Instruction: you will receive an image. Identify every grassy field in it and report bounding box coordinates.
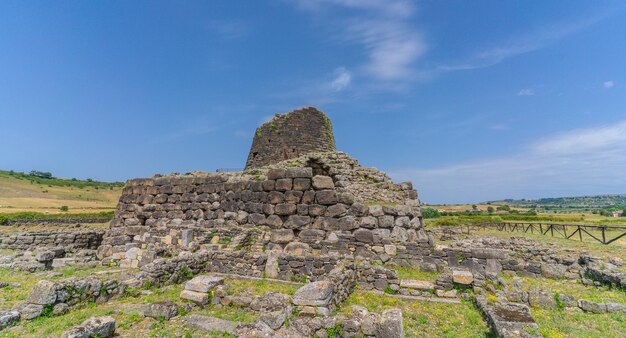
[0,170,123,215]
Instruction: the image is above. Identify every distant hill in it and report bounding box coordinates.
[0,169,124,214]
[484,194,626,210]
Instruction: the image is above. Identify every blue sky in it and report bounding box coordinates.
[1,0,626,204]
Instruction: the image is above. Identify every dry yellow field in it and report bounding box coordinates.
[0,173,122,214]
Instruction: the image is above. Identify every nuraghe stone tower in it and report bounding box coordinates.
[98,107,430,271]
[245,107,336,169]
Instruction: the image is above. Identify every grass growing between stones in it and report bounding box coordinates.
[339,290,493,337]
[394,266,440,282]
[532,307,626,338]
[225,278,301,296]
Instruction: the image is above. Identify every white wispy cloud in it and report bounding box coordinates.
[438,12,611,72]
[331,67,352,91]
[391,120,626,203]
[604,80,615,89]
[293,0,426,82]
[518,88,535,96]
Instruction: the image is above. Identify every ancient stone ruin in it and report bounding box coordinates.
[3,107,626,337]
[97,107,426,268]
[245,107,336,169]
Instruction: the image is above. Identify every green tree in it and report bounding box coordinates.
[487,206,494,214]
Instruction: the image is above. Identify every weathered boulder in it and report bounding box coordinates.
[578,300,607,313]
[141,301,179,320]
[15,303,44,320]
[61,316,116,338]
[0,310,19,330]
[293,281,334,306]
[27,280,57,305]
[377,308,403,338]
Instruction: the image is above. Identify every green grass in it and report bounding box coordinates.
[504,275,626,305]
[394,266,440,282]
[339,290,492,337]
[225,278,301,296]
[0,211,114,223]
[532,307,626,338]
[476,228,626,260]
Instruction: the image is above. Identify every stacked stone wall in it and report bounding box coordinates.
[99,166,425,265]
[0,230,104,251]
[245,107,336,169]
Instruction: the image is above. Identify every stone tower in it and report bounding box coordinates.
[245,107,336,169]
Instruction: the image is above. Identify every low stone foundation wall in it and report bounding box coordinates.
[15,277,125,320]
[0,230,104,252]
[2,218,111,226]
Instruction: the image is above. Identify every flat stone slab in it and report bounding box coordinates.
[183,275,224,293]
[180,290,209,304]
[185,314,240,333]
[475,296,540,338]
[400,280,435,290]
[452,270,474,285]
[293,280,334,306]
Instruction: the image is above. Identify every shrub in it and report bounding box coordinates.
[422,207,441,219]
[60,206,69,212]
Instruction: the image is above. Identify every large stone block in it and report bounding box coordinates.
[315,191,337,205]
[377,308,403,338]
[452,270,473,285]
[61,316,116,338]
[180,290,209,304]
[270,229,295,244]
[183,275,224,293]
[312,175,334,190]
[293,281,334,306]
